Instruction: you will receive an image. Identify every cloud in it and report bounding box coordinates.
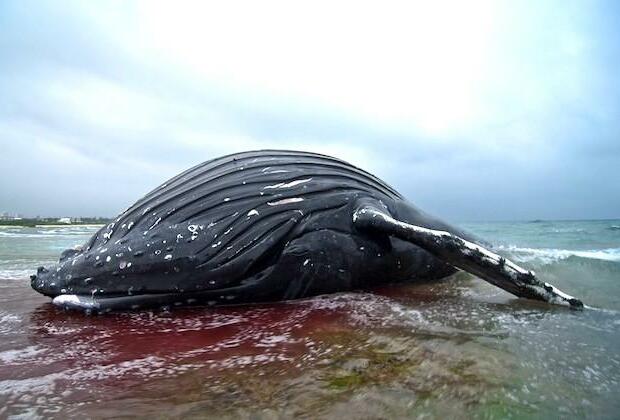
[0,0,619,220]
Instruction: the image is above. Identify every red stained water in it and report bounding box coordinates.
[4,273,619,418]
[1,279,420,417]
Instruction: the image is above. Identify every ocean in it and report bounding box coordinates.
[1,220,619,418]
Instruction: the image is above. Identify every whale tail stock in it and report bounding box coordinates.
[353,202,584,308]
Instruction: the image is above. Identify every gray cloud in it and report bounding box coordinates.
[1,0,619,221]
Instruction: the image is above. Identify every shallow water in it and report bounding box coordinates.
[1,221,619,418]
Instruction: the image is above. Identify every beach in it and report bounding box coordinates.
[1,221,619,418]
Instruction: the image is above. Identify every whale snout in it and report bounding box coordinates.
[30,265,65,298]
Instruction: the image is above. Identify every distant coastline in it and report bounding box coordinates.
[0,218,110,228]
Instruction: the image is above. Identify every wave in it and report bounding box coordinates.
[608,225,620,231]
[0,226,99,238]
[497,245,620,264]
[0,269,35,280]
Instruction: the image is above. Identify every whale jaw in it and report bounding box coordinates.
[52,294,100,312]
[50,292,224,313]
[51,293,177,313]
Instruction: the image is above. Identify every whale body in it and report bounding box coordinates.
[31,150,582,312]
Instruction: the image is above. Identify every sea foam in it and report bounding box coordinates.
[498,245,620,264]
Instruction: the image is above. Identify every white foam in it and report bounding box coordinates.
[0,311,20,334]
[0,269,35,279]
[498,246,620,263]
[0,345,45,363]
[0,226,99,238]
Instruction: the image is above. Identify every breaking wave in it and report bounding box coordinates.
[497,245,620,264]
[0,269,34,280]
[0,227,98,238]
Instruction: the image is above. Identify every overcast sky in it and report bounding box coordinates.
[1,0,618,221]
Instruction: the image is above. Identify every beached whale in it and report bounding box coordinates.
[30,150,583,312]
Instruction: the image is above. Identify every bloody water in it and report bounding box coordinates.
[2,277,620,419]
[1,278,471,418]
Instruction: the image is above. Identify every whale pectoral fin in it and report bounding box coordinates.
[353,204,583,308]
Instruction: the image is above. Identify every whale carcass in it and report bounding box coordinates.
[31,150,583,312]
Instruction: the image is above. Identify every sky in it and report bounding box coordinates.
[0,0,619,222]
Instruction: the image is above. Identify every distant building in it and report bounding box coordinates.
[57,217,72,224]
[0,212,22,220]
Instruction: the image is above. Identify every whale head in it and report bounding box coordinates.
[30,237,204,313]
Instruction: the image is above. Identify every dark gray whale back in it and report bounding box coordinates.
[105,149,401,249]
[93,150,401,272]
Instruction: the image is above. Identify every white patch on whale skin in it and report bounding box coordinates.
[52,294,99,310]
[267,197,304,206]
[148,217,162,230]
[188,224,199,240]
[263,178,312,190]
